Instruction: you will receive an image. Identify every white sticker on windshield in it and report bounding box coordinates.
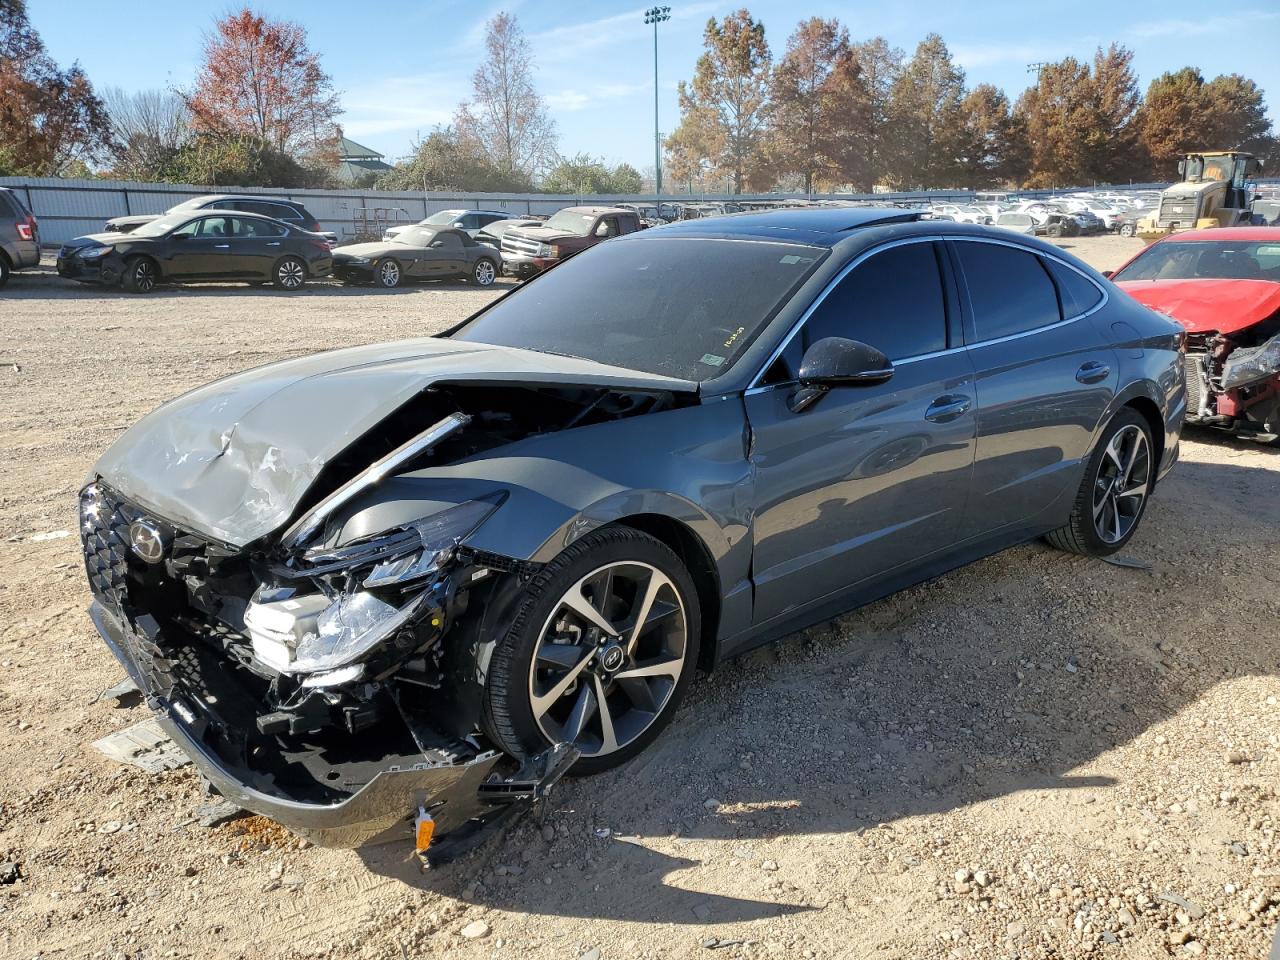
[700,353,726,367]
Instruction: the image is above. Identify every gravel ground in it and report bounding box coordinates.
[1,237,1277,960]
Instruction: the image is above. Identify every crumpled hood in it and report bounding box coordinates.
[1115,278,1280,335]
[66,232,128,250]
[93,337,697,547]
[332,241,408,259]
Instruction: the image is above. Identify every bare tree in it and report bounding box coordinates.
[102,87,190,179]
[454,13,557,179]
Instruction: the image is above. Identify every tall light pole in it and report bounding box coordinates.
[644,6,671,196]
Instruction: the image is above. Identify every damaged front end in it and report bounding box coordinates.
[79,403,598,859]
[1184,328,1280,440]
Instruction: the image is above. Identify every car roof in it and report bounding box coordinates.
[188,194,302,207]
[628,207,925,248]
[183,208,298,225]
[1155,226,1280,243]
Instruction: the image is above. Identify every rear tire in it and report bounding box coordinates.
[1119,223,1136,238]
[471,258,497,286]
[123,256,158,294]
[482,527,701,775]
[273,256,306,290]
[1045,408,1155,557]
[0,254,10,289]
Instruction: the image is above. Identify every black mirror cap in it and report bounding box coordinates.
[1100,269,1114,278]
[798,337,894,387]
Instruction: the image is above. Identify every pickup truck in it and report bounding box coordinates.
[499,206,643,277]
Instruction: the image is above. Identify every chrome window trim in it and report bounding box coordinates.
[746,233,1111,393]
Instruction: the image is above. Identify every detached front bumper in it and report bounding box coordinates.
[89,599,576,857]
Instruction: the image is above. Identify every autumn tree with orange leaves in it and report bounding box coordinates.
[185,8,341,160]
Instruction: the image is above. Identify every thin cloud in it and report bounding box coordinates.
[545,82,648,112]
[341,71,469,139]
[1128,11,1278,38]
[531,2,720,61]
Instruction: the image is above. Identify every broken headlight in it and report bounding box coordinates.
[248,498,501,676]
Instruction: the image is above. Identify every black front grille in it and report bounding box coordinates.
[80,484,141,611]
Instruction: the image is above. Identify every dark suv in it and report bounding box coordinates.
[0,187,41,288]
[105,195,335,245]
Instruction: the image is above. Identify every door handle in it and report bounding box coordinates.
[213,243,230,249]
[266,241,281,246]
[924,395,971,423]
[1075,361,1111,384]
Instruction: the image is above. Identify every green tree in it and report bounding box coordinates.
[885,34,967,188]
[377,126,533,192]
[162,134,333,188]
[769,17,870,193]
[541,155,645,194]
[667,10,773,193]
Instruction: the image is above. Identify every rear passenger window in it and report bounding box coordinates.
[955,241,1060,340]
[1044,258,1103,317]
[0,192,14,215]
[800,242,948,361]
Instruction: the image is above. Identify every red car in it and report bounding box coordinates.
[1110,227,1280,443]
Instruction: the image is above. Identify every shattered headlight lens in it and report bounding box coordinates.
[254,498,502,675]
[363,499,500,587]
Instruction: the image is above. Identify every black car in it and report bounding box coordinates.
[332,226,501,287]
[81,209,1184,857]
[105,194,336,245]
[58,210,333,292]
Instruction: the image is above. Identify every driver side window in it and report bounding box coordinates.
[801,242,948,361]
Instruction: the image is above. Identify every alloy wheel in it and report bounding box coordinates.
[378,260,400,287]
[528,561,688,758]
[133,260,156,292]
[278,259,305,289]
[474,260,496,285]
[1092,424,1150,544]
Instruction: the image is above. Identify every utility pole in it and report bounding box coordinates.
[644,6,671,196]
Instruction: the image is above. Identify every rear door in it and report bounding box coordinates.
[236,217,289,278]
[745,239,977,622]
[950,238,1116,537]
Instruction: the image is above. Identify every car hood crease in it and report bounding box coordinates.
[92,337,697,547]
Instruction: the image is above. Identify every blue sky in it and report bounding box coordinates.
[29,0,1280,170]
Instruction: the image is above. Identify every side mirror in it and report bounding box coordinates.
[1100,269,1113,278]
[1177,160,1186,177]
[595,223,610,238]
[430,240,444,248]
[790,337,893,413]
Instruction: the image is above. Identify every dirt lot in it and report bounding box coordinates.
[2,236,1278,960]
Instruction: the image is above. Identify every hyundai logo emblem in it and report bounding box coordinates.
[128,519,168,563]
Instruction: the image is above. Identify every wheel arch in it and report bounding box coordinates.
[1121,394,1165,479]
[606,512,722,673]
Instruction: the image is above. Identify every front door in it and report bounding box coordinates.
[164,216,233,279]
[948,239,1117,536]
[746,239,977,624]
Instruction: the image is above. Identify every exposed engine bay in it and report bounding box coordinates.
[1183,322,1280,440]
[81,380,691,855]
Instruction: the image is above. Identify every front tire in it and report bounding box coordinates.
[1045,409,1155,556]
[374,258,401,288]
[0,254,10,289]
[273,256,306,290]
[471,258,497,286]
[1119,222,1136,238]
[483,528,701,775]
[123,256,158,293]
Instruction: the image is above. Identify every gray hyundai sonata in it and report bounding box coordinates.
[81,208,1186,858]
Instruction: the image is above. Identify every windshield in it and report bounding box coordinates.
[423,210,462,225]
[131,213,192,238]
[1114,240,1280,282]
[453,237,825,381]
[541,209,598,236]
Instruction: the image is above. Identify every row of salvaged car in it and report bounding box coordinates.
[5,187,1169,294]
[930,192,1163,238]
